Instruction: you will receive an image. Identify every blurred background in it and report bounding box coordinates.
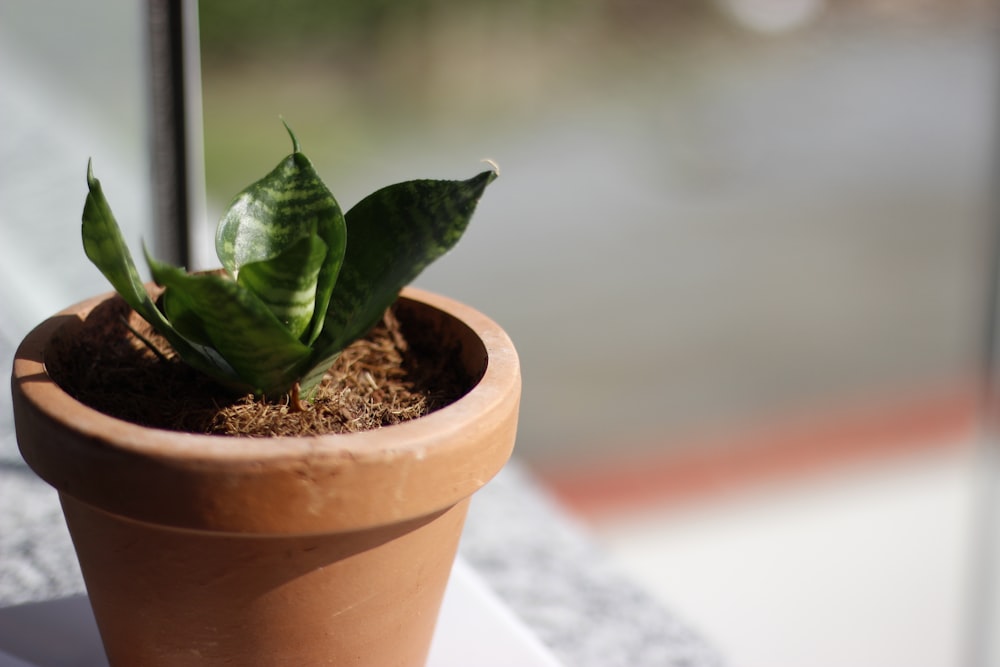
[3,0,1000,665]
[194,0,997,472]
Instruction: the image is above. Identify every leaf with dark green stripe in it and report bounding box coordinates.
[82,162,241,388]
[81,123,497,400]
[237,234,328,339]
[216,125,346,346]
[82,160,157,317]
[310,169,497,363]
[146,252,312,395]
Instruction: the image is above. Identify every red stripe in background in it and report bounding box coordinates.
[537,383,980,520]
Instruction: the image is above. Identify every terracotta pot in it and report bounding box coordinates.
[11,286,520,667]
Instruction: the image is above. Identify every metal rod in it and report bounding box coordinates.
[147,0,192,267]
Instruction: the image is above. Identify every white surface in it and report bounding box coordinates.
[596,444,979,667]
[428,558,563,666]
[0,557,562,667]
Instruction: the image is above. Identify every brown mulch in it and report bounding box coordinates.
[47,295,471,437]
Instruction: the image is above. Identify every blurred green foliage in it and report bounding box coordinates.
[200,0,397,62]
[198,0,592,64]
[196,0,711,200]
[199,0,710,64]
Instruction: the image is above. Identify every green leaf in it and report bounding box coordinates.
[159,281,212,347]
[297,348,342,397]
[82,160,160,320]
[146,252,313,395]
[82,162,240,387]
[309,168,497,366]
[237,234,328,340]
[82,139,497,400]
[215,128,346,346]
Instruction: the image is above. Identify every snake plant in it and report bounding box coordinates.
[82,124,496,399]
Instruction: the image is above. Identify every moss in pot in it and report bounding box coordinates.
[11,124,520,667]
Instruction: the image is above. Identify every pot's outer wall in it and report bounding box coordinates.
[60,493,472,667]
[11,286,521,535]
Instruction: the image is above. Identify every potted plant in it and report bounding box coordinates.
[10,124,520,666]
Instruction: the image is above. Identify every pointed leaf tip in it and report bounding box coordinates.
[281,118,300,153]
[481,158,500,177]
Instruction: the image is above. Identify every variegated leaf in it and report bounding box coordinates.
[146,252,313,396]
[237,234,328,340]
[82,162,240,387]
[307,168,497,370]
[215,126,345,345]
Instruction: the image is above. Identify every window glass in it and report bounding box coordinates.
[0,1,152,455]
[199,1,996,470]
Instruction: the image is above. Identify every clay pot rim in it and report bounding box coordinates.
[13,285,519,469]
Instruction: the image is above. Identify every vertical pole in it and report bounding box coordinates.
[147,0,197,267]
